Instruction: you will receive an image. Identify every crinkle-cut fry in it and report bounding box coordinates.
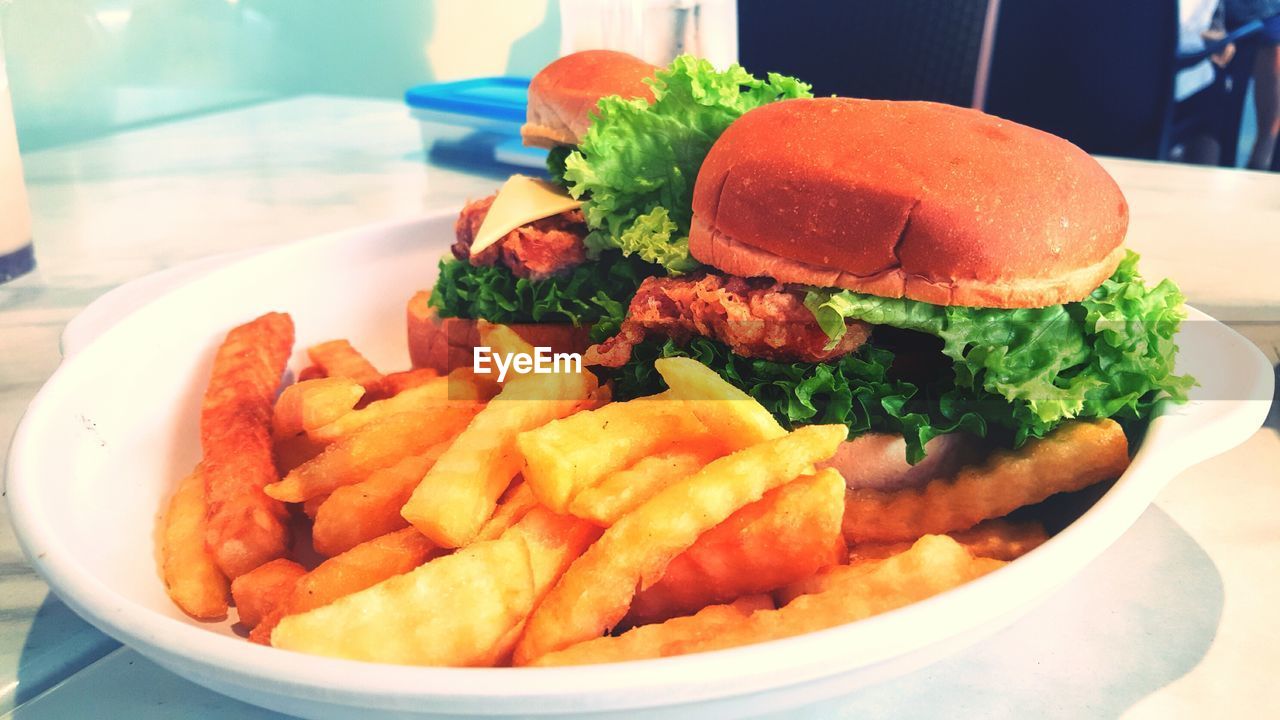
[201,312,294,579]
[533,595,775,667]
[363,368,440,402]
[270,508,597,666]
[842,420,1129,544]
[265,406,482,503]
[160,468,230,619]
[476,481,540,543]
[567,439,727,526]
[948,519,1049,561]
[251,526,440,644]
[625,469,846,627]
[270,534,530,664]
[679,536,1005,655]
[516,391,707,513]
[306,339,382,388]
[271,377,365,439]
[654,357,786,446]
[481,507,603,666]
[557,535,1002,664]
[778,519,1046,606]
[308,369,493,443]
[230,558,306,629]
[311,446,447,556]
[512,424,847,666]
[402,370,595,548]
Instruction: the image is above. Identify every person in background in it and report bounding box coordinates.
[1178,0,1233,164]
[1227,0,1280,169]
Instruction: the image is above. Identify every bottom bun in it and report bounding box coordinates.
[406,290,593,373]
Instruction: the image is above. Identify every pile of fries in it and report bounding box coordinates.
[159,312,1130,667]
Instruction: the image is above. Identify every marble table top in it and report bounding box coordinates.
[1,96,1277,718]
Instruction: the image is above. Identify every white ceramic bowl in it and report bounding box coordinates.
[6,211,1273,718]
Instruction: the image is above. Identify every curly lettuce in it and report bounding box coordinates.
[429,252,655,340]
[804,251,1194,445]
[563,55,812,273]
[545,145,572,189]
[608,337,989,464]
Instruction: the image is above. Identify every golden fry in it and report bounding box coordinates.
[626,469,846,627]
[654,357,786,446]
[842,420,1129,544]
[311,447,446,556]
[201,312,294,579]
[306,339,382,388]
[475,481,541,543]
[363,368,440,402]
[532,596,775,667]
[516,392,706,512]
[230,558,306,629]
[846,519,1050,566]
[512,424,847,666]
[271,377,364,439]
[272,433,328,476]
[265,407,481,503]
[307,370,492,443]
[567,440,726,526]
[252,527,439,644]
[478,321,535,364]
[160,468,230,620]
[402,371,594,547]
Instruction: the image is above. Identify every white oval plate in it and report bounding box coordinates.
[6,210,1273,719]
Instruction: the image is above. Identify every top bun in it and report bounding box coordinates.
[689,98,1128,308]
[523,50,657,148]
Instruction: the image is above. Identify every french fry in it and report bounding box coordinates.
[307,339,382,388]
[654,357,786,446]
[307,370,491,443]
[311,446,447,556]
[625,469,846,627]
[271,507,597,665]
[272,433,328,476]
[271,377,364,439]
[301,494,327,520]
[296,365,327,382]
[478,321,535,363]
[264,407,482,503]
[532,596,775,667]
[516,392,706,513]
[777,520,1046,606]
[251,527,440,644]
[402,370,594,547]
[541,536,1002,665]
[201,312,294,579]
[567,440,727,526]
[160,468,230,619]
[847,519,1050,566]
[475,481,540,542]
[363,368,440,402]
[512,424,847,666]
[230,558,306,629]
[842,420,1129,543]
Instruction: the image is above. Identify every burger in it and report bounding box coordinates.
[412,52,813,372]
[588,98,1193,476]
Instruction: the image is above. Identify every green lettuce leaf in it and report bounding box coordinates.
[607,336,989,464]
[429,252,655,340]
[804,251,1194,444]
[545,145,572,189]
[563,55,812,273]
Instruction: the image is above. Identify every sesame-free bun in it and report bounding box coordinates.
[522,50,657,149]
[689,98,1128,308]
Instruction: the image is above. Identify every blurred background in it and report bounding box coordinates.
[2,0,1278,165]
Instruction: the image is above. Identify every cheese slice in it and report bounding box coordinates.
[470,175,583,256]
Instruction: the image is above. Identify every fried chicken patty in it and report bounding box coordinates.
[586,273,871,366]
[453,195,588,280]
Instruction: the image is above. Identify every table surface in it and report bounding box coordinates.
[1,96,1278,719]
